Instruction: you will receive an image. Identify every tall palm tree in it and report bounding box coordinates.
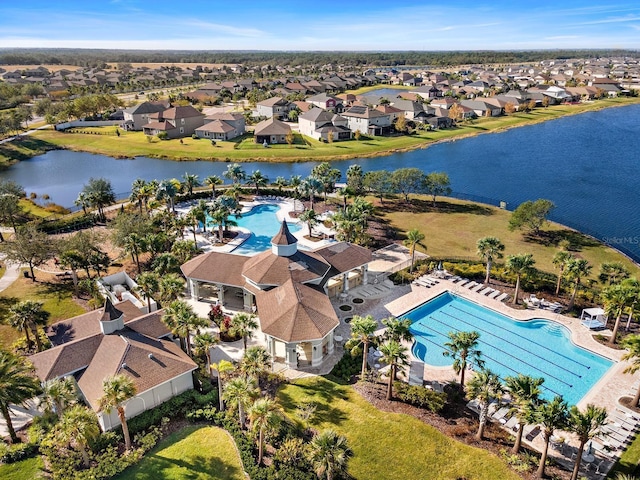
[381,316,413,343]
[74,192,90,215]
[289,175,302,198]
[152,252,180,276]
[231,312,258,352]
[98,374,137,451]
[603,283,635,345]
[204,175,224,199]
[212,359,235,412]
[346,315,378,380]
[403,228,426,273]
[621,334,640,407]
[298,209,319,238]
[241,346,271,383]
[505,253,536,304]
[56,405,100,468]
[553,250,574,296]
[564,258,592,310]
[273,176,288,194]
[248,397,282,465]
[378,340,409,400]
[129,178,147,214]
[622,277,640,331]
[533,396,569,478]
[302,176,323,211]
[192,332,219,378]
[504,374,544,453]
[467,368,504,440]
[42,376,77,419]
[158,273,185,305]
[191,199,210,233]
[0,350,42,443]
[223,163,246,186]
[443,330,484,387]
[567,404,608,480]
[9,300,50,352]
[222,376,258,428]
[122,232,147,274]
[247,170,269,195]
[162,300,208,357]
[477,236,505,284]
[309,429,353,480]
[182,172,200,196]
[155,179,178,213]
[600,261,630,285]
[135,271,159,312]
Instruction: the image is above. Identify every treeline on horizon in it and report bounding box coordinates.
[1,48,640,68]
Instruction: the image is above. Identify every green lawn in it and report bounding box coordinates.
[278,377,521,480]
[0,456,45,480]
[380,195,640,280]
[116,426,246,480]
[2,97,638,166]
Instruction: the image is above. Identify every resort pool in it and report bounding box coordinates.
[208,203,302,255]
[406,292,613,405]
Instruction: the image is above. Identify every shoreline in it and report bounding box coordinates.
[2,97,640,166]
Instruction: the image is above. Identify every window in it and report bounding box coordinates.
[180,127,184,134]
[181,118,185,125]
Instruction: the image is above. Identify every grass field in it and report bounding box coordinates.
[0,456,45,480]
[116,426,246,480]
[380,195,640,279]
[278,376,520,480]
[2,96,638,167]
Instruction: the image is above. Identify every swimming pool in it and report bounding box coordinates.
[208,203,302,255]
[405,292,613,405]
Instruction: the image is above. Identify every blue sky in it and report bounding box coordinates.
[2,1,640,51]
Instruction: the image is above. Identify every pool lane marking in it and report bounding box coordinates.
[447,304,591,370]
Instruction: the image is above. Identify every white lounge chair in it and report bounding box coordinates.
[488,290,502,299]
[496,293,510,302]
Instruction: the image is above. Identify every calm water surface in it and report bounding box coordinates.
[2,104,639,259]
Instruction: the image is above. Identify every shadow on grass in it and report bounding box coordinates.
[123,452,242,480]
[278,379,349,427]
[0,137,60,165]
[379,198,494,216]
[523,229,601,250]
[0,296,20,318]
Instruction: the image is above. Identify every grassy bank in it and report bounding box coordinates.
[379,195,640,278]
[2,97,639,166]
[278,376,521,480]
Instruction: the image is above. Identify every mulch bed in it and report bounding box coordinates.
[353,381,572,480]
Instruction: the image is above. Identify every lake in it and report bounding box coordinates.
[2,104,640,261]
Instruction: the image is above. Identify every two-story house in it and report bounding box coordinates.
[142,105,206,139]
[341,106,392,136]
[256,97,292,119]
[298,108,351,142]
[122,102,168,131]
[195,112,246,141]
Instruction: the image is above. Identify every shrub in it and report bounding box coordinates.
[393,382,447,412]
[191,133,198,139]
[156,132,169,140]
[328,352,361,384]
[0,442,39,464]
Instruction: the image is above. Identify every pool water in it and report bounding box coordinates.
[406,293,613,405]
[208,203,302,255]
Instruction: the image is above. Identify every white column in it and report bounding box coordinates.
[327,332,335,354]
[218,284,225,305]
[362,265,368,284]
[343,273,349,292]
[188,279,198,300]
[285,343,298,368]
[311,340,323,367]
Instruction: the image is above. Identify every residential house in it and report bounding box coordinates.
[341,105,392,136]
[391,99,429,123]
[122,102,168,131]
[142,105,205,139]
[195,112,246,141]
[306,93,343,113]
[459,99,502,117]
[181,222,372,368]
[256,97,292,120]
[298,108,351,142]
[29,300,197,431]
[253,117,292,144]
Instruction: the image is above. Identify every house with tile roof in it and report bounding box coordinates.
[29,300,197,431]
[142,105,205,139]
[181,222,372,368]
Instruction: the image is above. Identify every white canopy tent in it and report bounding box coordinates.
[580,307,607,330]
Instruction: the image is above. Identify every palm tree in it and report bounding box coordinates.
[42,376,77,419]
[241,346,271,383]
[564,258,592,310]
[567,404,608,480]
[231,312,258,352]
[192,332,219,378]
[622,334,640,407]
[223,163,246,186]
[182,172,200,196]
[505,253,536,304]
[504,374,544,453]
[273,176,288,194]
[158,273,185,305]
[248,397,282,465]
[9,300,50,352]
[289,175,302,198]
[222,376,258,428]
[191,199,210,233]
[129,178,147,214]
[403,228,426,273]
[378,340,409,400]
[162,300,208,357]
[443,330,484,387]
[56,405,100,468]
[212,359,235,412]
[299,208,319,238]
[74,192,90,215]
[603,283,635,345]
[467,368,504,440]
[155,179,178,213]
[98,374,137,451]
[346,315,378,380]
[302,176,323,211]
[381,316,413,343]
[0,350,42,443]
[135,271,159,312]
[533,396,569,478]
[600,261,630,285]
[553,250,574,295]
[152,252,180,276]
[622,277,640,331]
[204,175,223,199]
[309,429,353,480]
[122,232,147,273]
[477,236,505,284]
[247,170,269,195]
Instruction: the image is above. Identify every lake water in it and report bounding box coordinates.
[2,103,640,260]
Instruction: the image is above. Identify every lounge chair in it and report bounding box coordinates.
[488,290,502,299]
[582,319,606,330]
[496,293,510,302]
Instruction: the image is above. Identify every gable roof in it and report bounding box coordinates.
[299,108,334,123]
[124,102,167,115]
[253,117,292,136]
[314,242,373,273]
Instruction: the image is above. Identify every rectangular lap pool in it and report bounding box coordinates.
[405,292,613,405]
